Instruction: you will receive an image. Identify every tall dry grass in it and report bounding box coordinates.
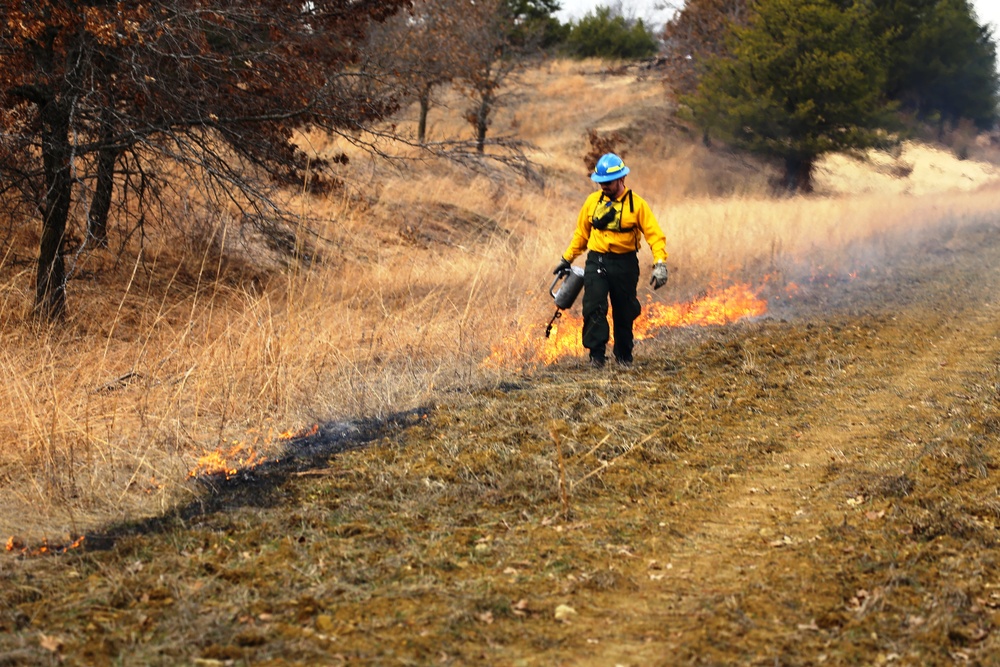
[2,58,1000,541]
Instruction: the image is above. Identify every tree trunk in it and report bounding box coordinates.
[88,141,118,248]
[417,86,431,145]
[474,101,488,154]
[782,155,814,194]
[35,99,73,320]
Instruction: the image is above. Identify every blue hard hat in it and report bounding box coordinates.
[591,153,630,183]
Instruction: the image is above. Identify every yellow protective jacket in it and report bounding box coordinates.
[562,189,668,263]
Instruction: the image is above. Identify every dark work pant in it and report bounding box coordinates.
[582,251,641,361]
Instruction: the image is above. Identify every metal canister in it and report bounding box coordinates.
[550,266,585,310]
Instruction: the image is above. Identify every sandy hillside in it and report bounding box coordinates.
[816,141,1000,196]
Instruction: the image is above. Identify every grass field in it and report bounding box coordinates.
[1,57,998,548]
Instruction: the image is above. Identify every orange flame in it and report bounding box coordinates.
[6,534,84,557]
[486,282,768,367]
[188,423,320,479]
[634,282,768,337]
[278,423,319,440]
[189,439,264,479]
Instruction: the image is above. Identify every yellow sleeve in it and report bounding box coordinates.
[636,197,668,263]
[562,193,599,261]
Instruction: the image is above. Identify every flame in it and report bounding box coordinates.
[486,282,768,367]
[634,282,768,337]
[188,423,319,479]
[189,440,262,479]
[278,423,319,440]
[6,534,85,557]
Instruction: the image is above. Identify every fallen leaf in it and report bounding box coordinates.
[554,604,577,621]
[39,633,63,653]
[316,615,336,633]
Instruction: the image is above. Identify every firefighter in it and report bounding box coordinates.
[553,153,669,368]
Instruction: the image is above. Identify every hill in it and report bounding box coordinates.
[3,57,1000,665]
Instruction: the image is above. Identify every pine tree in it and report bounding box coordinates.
[873,0,998,130]
[686,0,891,192]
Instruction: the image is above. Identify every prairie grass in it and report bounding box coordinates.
[2,58,1000,541]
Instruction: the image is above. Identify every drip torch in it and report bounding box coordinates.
[546,266,585,337]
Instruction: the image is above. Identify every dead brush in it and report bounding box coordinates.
[547,416,677,516]
[741,349,761,376]
[548,421,573,519]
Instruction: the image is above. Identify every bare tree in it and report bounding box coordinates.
[0,0,409,319]
[366,0,476,144]
[661,0,748,99]
[457,0,532,154]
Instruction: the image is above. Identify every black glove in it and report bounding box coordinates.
[553,258,572,276]
[650,262,668,290]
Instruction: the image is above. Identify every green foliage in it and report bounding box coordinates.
[562,6,660,60]
[872,0,998,129]
[507,0,570,49]
[507,0,560,21]
[686,0,892,191]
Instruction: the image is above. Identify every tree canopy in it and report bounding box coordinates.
[507,0,568,48]
[661,0,749,99]
[670,0,999,191]
[872,0,998,129]
[686,0,891,192]
[366,0,471,144]
[0,0,410,318]
[562,6,660,60]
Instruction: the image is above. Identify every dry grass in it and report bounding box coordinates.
[2,58,1000,542]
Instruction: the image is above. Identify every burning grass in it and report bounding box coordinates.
[487,282,769,367]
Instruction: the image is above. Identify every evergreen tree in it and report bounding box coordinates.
[507,0,569,49]
[872,0,998,130]
[686,0,891,192]
[563,6,660,60]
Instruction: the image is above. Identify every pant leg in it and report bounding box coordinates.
[606,253,641,362]
[582,253,610,357]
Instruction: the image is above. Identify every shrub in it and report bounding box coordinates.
[562,6,660,60]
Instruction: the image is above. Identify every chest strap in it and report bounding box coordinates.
[598,190,634,213]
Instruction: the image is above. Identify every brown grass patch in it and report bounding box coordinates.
[1,58,999,546]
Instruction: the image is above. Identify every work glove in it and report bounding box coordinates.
[553,258,572,276]
[650,262,669,290]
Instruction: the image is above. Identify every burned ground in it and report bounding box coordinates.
[4,217,1000,666]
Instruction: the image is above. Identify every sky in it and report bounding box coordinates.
[554,0,1000,34]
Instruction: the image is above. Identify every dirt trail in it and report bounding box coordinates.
[579,221,1000,665]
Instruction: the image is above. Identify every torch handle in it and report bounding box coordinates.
[550,274,563,299]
